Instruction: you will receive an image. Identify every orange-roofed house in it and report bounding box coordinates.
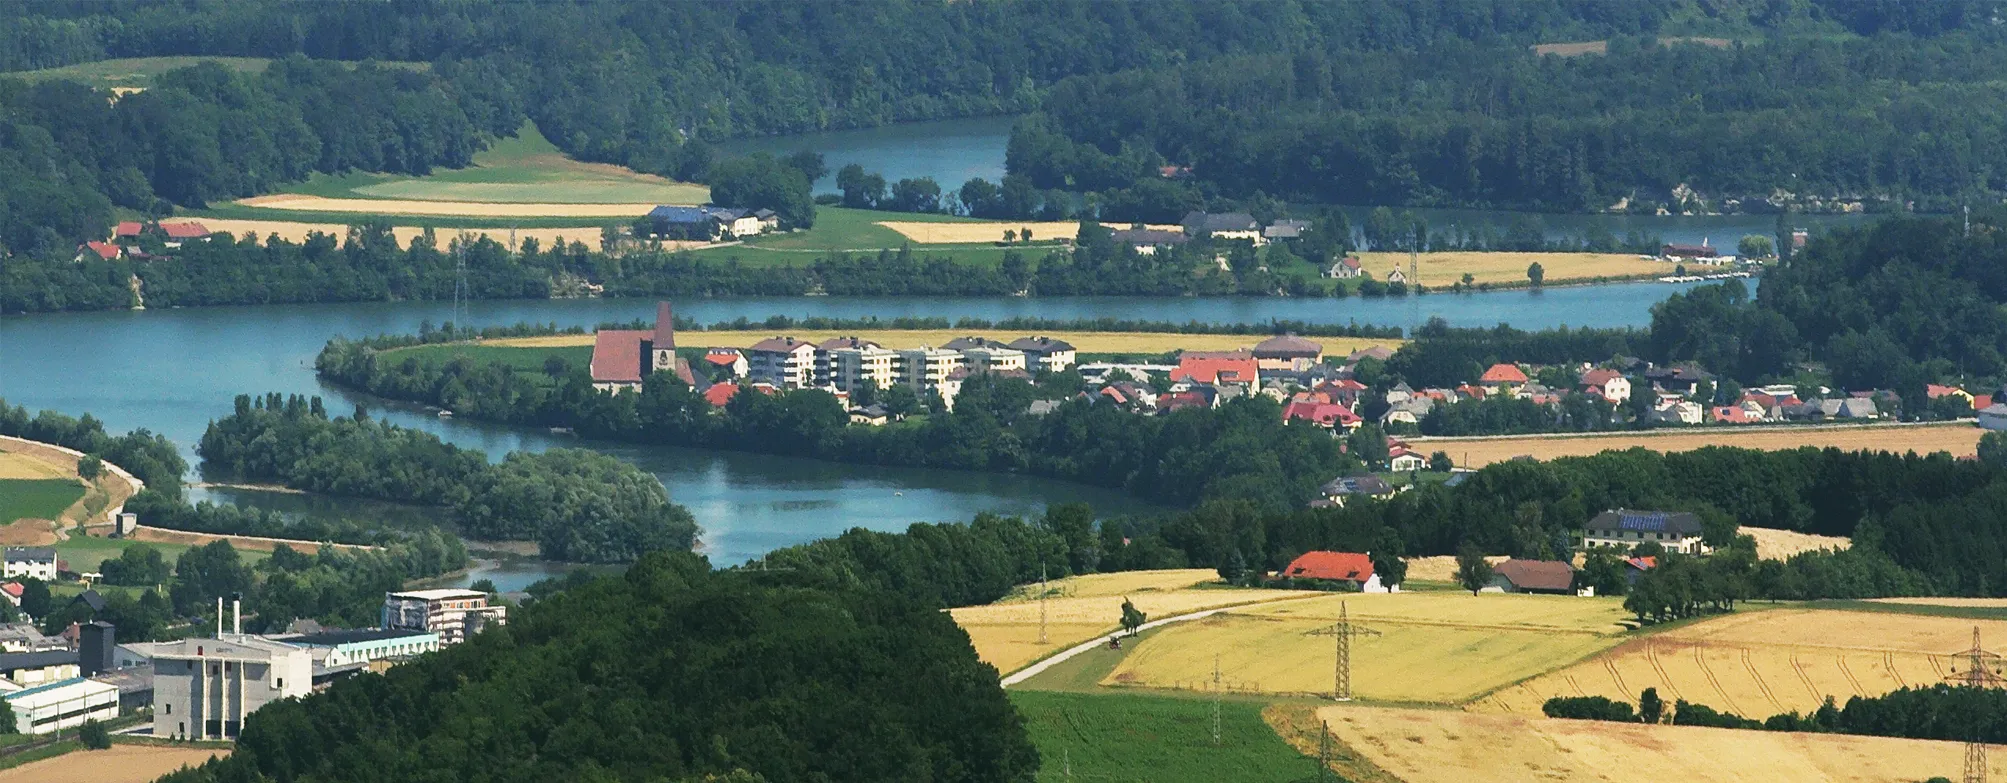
[158,221,211,248]
[702,383,740,408]
[1579,368,1631,403]
[1282,401,1361,431]
[1276,551,1390,592]
[1171,351,1259,389]
[1479,363,1528,394]
[703,348,748,378]
[113,221,144,240]
[1927,384,1975,407]
[74,241,120,262]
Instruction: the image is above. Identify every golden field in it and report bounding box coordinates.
[992,568,1222,602]
[0,450,67,480]
[486,330,1402,356]
[1103,592,1632,702]
[1315,704,1989,783]
[951,581,1318,675]
[876,220,1181,244]
[1401,554,1511,583]
[0,745,228,783]
[1353,251,1666,287]
[1869,597,2007,608]
[1415,422,1984,468]
[193,218,699,253]
[1743,527,1850,561]
[235,194,658,218]
[1482,609,1993,716]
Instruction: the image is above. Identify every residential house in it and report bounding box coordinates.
[1381,397,1433,427]
[75,241,120,262]
[158,221,211,248]
[1323,256,1364,279]
[1579,369,1631,403]
[1651,399,1705,425]
[1180,211,1263,243]
[1928,384,1974,406]
[1283,400,1360,431]
[643,206,722,241]
[1479,363,1529,395]
[2,549,55,582]
[1171,351,1259,389]
[701,383,740,408]
[1348,346,1395,363]
[1982,403,2007,431]
[746,337,818,388]
[1709,404,1763,424]
[1275,551,1390,593]
[1643,365,1712,396]
[1387,444,1427,472]
[848,405,890,426]
[703,348,748,378]
[1262,219,1311,242]
[1583,509,1710,555]
[1623,556,1657,587]
[1487,559,1578,595]
[0,584,19,609]
[588,302,686,393]
[1098,382,1157,412]
[1158,389,1214,413]
[1109,228,1188,255]
[1317,475,1396,507]
[1660,242,1718,260]
[113,221,144,242]
[1251,335,1324,372]
[1008,337,1077,373]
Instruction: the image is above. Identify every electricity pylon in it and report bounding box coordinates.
[1944,626,2007,783]
[1305,601,1379,700]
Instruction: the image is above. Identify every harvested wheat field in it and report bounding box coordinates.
[1105,592,1631,702]
[877,221,1182,244]
[1482,609,1995,716]
[991,568,1222,603]
[192,218,689,253]
[0,519,62,546]
[0,451,67,480]
[1402,554,1510,583]
[1416,422,1983,468]
[1744,527,1851,561]
[0,744,229,783]
[236,194,658,218]
[1869,597,2007,608]
[487,330,1401,356]
[1354,251,1665,287]
[1316,704,1987,783]
[952,587,1317,674]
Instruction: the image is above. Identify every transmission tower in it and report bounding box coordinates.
[1944,626,2007,783]
[1316,720,1333,783]
[1211,653,1223,745]
[1306,601,1380,701]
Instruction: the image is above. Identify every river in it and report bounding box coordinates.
[723,115,1880,248]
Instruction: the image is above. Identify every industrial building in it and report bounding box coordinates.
[277,628,440,667]
[382,589,507,645]
[150,634,311,740]
[3,678,117,734]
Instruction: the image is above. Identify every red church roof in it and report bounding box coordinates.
[1280,551,1375,583]
[590,330,649,384]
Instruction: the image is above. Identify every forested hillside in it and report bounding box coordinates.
[157,550,1039,783]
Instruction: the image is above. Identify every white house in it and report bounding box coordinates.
[1323,256,1364,279]
[2,549,56,582]
[1583,509,1711,555]
[1579,369,1631,403]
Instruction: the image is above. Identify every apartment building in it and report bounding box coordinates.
[830,345,899,393]
[896,348,965,394]
[1009,336,1077,373]
[745,337,817,388]
[959,345,1028,373]
[815,337,881,386]
[381,589,508,645]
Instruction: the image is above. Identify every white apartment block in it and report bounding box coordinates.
[746,337,817,389]
[381,589,508,645]
[831,346,899,393]
[897,348,965,393]
[2,548,56,582]
[960,346,1027,373]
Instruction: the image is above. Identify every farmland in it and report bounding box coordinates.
[0,480,82,527]
[1743,527,1850,560]
[1010,690,1318,783]
[3,56,280,87]
[1482,608,1997,716]
[1318,704,1985,783]
[0,743,228,783]
[1103,592,1633,703]
[482,331,1403,357]
[877,220,1181,244]
[1353,251,1668,287]
[1414,422,1985,468]
[194,218,656,253]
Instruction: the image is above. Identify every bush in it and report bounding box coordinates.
[80,719,110,749]
[1542,695,1636,722]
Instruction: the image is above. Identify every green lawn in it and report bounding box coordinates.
[0,479,83,525]
[2,56,427,88]
[382,343,592,379]
[1010,690,1323,783]
[273,121,708,205]
[56,535,266,574]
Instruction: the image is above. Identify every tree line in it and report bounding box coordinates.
[1548,682,2007,747]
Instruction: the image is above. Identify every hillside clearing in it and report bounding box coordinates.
[952,586,1318,675]
[482,331,1403,356]
[283,123,707,206]
[1318,704,1984,783]
[1483,609,1998,715]
[1353,251,1665,287]
[1743,527,1851,560]
[1104,592,1632,702]
[1414,422,1983,468]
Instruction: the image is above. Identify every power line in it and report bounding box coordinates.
[1944,626,2006,783]
[1211,653,1223,746]
[1306,601,1379,701]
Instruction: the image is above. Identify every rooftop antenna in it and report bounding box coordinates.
[1305,601,1380,701]
[1945,626,2007,783]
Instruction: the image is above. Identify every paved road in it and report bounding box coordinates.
[998,606,1238,687]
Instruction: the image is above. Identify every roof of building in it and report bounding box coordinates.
[648,205,718,224]
[285,628,436,647]
[149,634,305,661]
[1252,334,1323,359]
[114,221,144,238]
[589,330,650,384]
[1322,475,1394,497]
[4,677,114,703]
[4,548,54,563]
[703,348,743,365]
[1927,384,1968,399]
[1710,405,1757,424]
[1480,363,1529,384]
[1181,211,1259,234]
[88,664,153,694]
[0,584,21,599]
[72,590,106,613]
[1662,243,1718,257]
[1337,256,1362,270]
[1110,228,1188,246]
[941,336,1010,351]
[1579,368,1625,387]
[0,650,78,673]
[1587,509,1703,536]
[1171,352,1258,385]
[1283,401,1358,428]
[747,336,813,354]
[79,241,119,260]
[160,221,210,239]
[388,588,488,601]
[703,383,739,407]
[1280,551,1374,582]
[1262,219,1311,239]
[1349,346,1394,362]
[818,336,880,351]
[1626,556,1658,571]
[1008,336,1076,353]
[1493,559,1576,592]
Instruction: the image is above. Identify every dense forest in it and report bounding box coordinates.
[159,550,1039,783]
[197,393,698,563]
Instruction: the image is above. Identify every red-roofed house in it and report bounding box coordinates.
[1323,255,1364,279]
[158,221,211,248]
[1488,559,1578,595]
[75,241,120,262]
[1283,401,1362,431]
[1388,444,1427,472]
[1171,351,1259,388]
[1479,363,1528,393]
[1579,368,1631,403]
[0,582,21,607]
[1158,390,1212,413]
[1928,384,1975,409]
[703,348,748,378]
[113,221,144,239]
[702,383,739,408]
[1975,394,1995,412]
[1277,551,1388,592]
[1710,404,1763,424]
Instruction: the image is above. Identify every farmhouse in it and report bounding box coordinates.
[1316,475,1395,507]
[1180,211,1263,243]
[1660,242,1718,259]
[1323,256,1364,279]
[1487,559,1577,595]
[1276,551,1390,592]
[588,302,688,393]
[74,241,120,262]
[1109,228,1188,255]
[1251,334,1323,371]
[1263,219,1311,241]
[1584,509,1710,554]
[2,548,56,582]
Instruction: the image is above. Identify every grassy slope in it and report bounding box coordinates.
[274,122,707,205]
[1009,690,1323,783]
[0,479,84,524]
[2,56,427,87]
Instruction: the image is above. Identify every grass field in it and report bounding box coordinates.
[483,331,1403,356]
[1104,592,1633,703]
[994,569,1223,603]
[1743,527,1850,560]
[877,220,1182,245]
[1011,690,1321,783]
[0,743,227,783]
[235,194,657,219]
[383,343,594,375]
[3,56,274,86]
[1481,608,1995,716]
[1354,251,1667,287]
[1414,422,1985,468]
[274,122,706,206]
[0,479,85,526]
[1319,704,1983,783]
[955,587,1319,675]
[194,218,645,252]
